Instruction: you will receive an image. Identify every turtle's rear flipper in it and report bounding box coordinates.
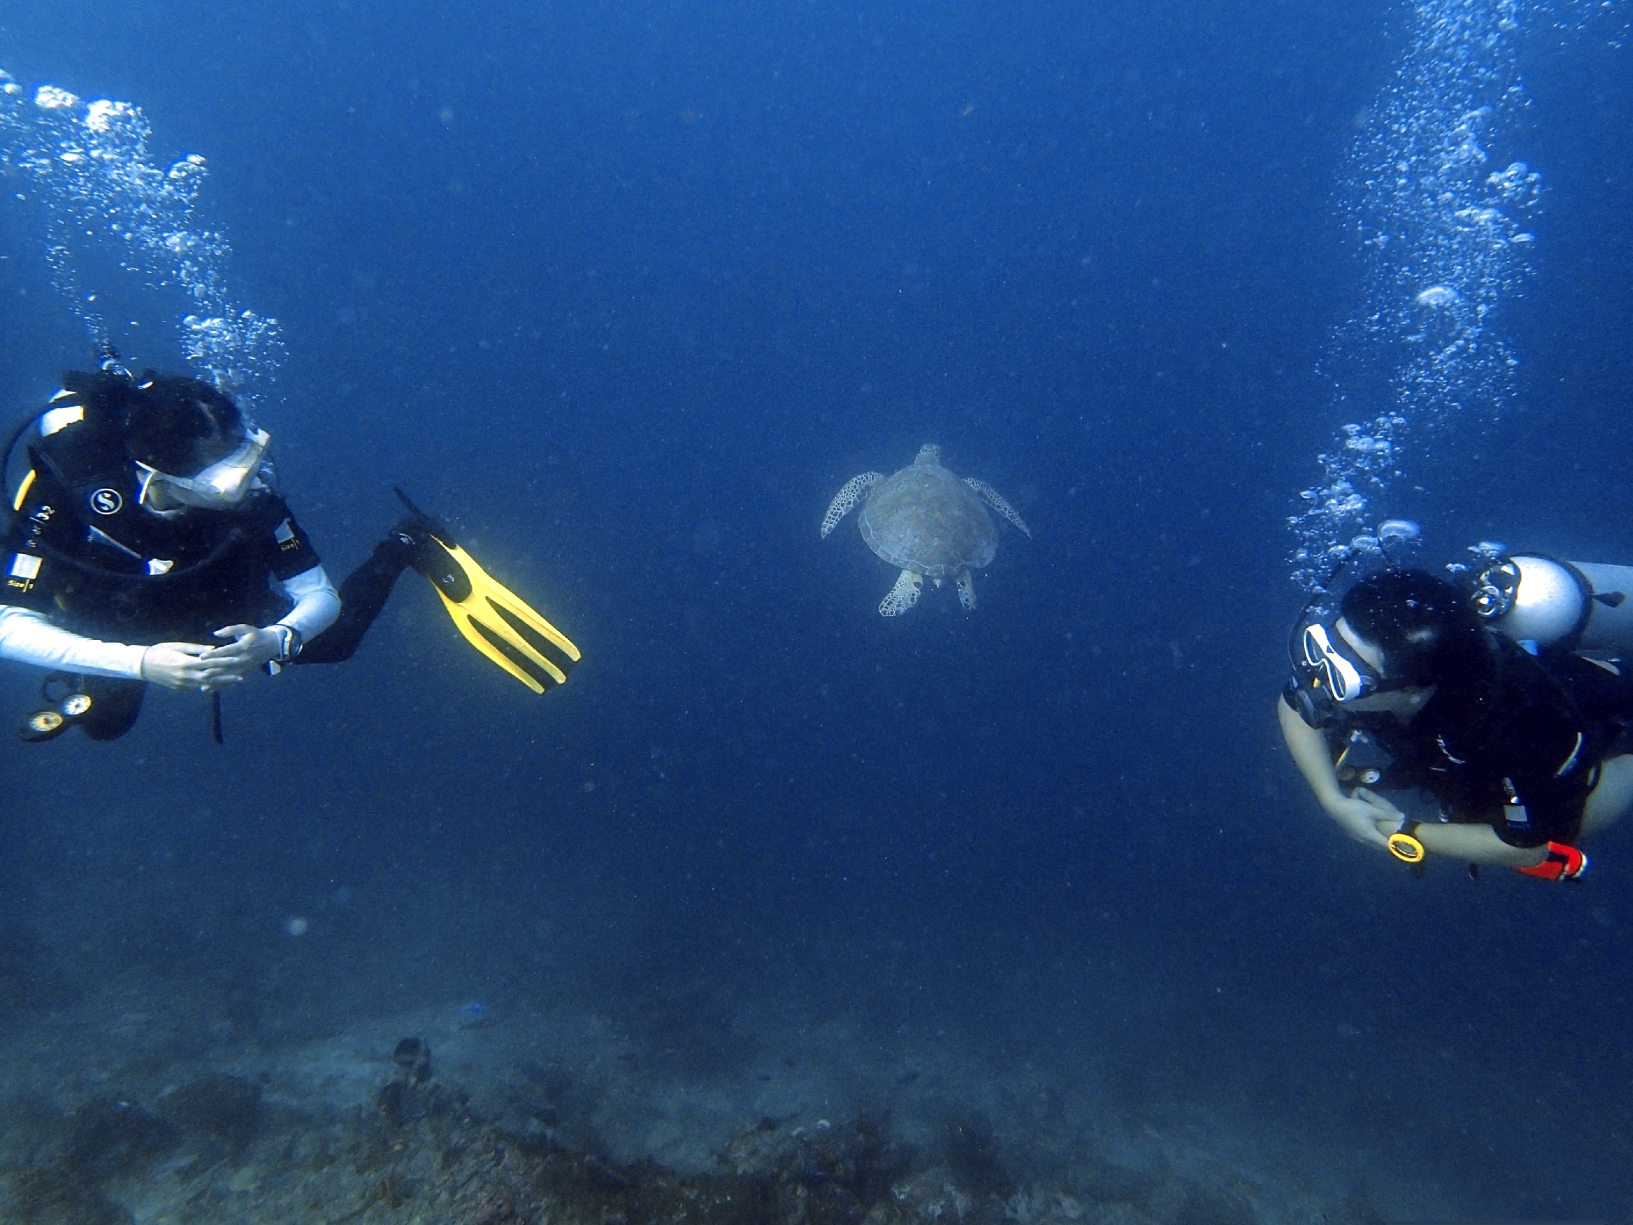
[880,568,923,617]
[956,569,977,611]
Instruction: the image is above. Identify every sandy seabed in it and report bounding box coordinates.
[0,965,1473,1225]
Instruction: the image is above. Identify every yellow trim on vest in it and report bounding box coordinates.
[12,468,36,512]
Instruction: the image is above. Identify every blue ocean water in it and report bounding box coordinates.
[0,0,1630,1220]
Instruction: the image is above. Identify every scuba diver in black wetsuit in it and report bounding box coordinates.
[1280,561,1633,881]
[0,362,579,742]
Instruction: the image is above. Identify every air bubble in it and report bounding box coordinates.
[1289,0,1543,590]
[33,86,79,110]
[1415,285,1461,307]
[1378,519,1421,544]
[2,72,282,405]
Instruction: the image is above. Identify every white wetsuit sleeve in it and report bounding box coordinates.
[273,564,341,642]
[0,605,148,679]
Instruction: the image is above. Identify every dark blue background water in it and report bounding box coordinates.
[2,0,1631,1216]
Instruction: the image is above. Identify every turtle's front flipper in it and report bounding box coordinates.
[964,477,1031,538]
[821,472,884,538]
[879,568,923,617]
[956,568,977,611]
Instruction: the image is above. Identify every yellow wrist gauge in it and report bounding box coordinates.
[1387,824,1425,864]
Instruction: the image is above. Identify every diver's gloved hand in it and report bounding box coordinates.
[1319,786,1402,850]
[139,642,219,691]
[197,624,284,686]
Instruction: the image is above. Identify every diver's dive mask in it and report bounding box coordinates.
[1299,621,1381,705]
[1286,618,1398,729]
[136,427,270,510]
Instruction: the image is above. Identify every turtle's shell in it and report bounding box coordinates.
[859,460,997,578]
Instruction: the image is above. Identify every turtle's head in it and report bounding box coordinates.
[914,444,941,467]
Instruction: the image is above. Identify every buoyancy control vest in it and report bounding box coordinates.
[2,371,294,640]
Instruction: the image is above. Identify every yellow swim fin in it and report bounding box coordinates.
[396,489,580,694]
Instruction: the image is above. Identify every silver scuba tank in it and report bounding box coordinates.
[1471,554,1633,656]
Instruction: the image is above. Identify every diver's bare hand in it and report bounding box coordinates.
[1321,787,1400,849]
[198,624,282,685]
[138,642,217,691]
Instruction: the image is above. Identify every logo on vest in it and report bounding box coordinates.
[89,488,123,515]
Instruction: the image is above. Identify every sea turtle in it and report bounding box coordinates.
[821,444,1031,616]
